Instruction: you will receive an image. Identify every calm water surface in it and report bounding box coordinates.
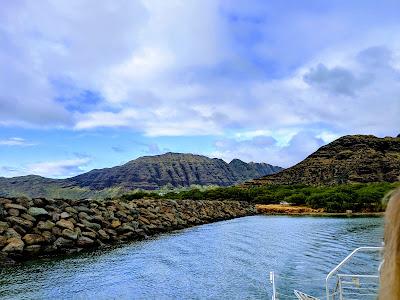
[0,216,383,299]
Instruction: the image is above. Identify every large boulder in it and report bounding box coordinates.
[2,237,24,253]
[4,203,27,212]
[62,229,78,240]
[37,220,55,230]
[24,245,42,255]
[28,207,49,217]
[22,234,46,245]
[54,237,74,248]
[6,216,33,230]
[81,219,101,231]
[56,219,74,230]
[77,237,95,247]
[60,212,70,219]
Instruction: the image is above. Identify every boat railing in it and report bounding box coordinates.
[269,246,383,300]
[325,246,382,300]
[331,274,379,299]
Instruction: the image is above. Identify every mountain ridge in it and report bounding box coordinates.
[0,152,283,198]
[64,152,283,190]
[245,134,400,187]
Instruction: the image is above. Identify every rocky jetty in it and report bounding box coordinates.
[0,197,255,266]
[246,135,400,186]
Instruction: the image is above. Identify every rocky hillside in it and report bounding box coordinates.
[0,153,282,198]
[246,135,400,186]
[65,153,282,190]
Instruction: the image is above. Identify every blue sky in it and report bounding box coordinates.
[0,0,399,178]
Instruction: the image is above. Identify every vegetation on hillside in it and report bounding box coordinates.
[120,182,399,213]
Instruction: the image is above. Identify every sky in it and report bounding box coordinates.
[0,0,399,178]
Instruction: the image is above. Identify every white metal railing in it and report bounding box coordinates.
[269,246,382,300]
[325,247,382,300]
[331,274,379,300]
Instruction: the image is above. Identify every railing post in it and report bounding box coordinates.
[338,275,343,300]
[270,271,276,300]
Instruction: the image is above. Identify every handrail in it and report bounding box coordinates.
[325,246,382,299]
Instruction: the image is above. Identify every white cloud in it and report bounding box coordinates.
[0,166,22,177]
[0,0,399,146]
[212,131,325,167]
[0,137,35,146]
[27,158,91,178]
[74,109,140,130]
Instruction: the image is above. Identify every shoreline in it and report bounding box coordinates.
[258,212,384,217]
[256,204,384,217]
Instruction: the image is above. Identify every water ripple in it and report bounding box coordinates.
[0,216,383,300]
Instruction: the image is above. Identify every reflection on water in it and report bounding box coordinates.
[0,216,383,299]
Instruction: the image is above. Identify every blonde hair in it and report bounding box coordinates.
[380,188,400,299]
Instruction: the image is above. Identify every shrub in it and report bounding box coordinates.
[285,193,307,205]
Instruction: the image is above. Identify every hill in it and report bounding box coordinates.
[0,153,282,198]
[245,135,400,186]
[65,153,282,190]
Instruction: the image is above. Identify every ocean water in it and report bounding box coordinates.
[0,215,383,299]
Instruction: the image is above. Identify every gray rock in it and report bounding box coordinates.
[56,219,74,230]
[81,231,97,239]
[60,212,70,219]
[62,229,78,240]
[37,220,55,230]
[4,203,27,211]
[4,228,21,239]
[116,224,135,234]
[77,237,94,247]
[21,213,36,222]
[54,237,74,248]
[28,207,49,217]
[65,206,78,214]
[6,216,33,230]
[8,208,19,217]
[24,245,42,254]
[81,219,101,231]
[75,206,92,214]
[98,229,109,240]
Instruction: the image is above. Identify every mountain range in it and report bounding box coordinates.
[246,135,400,187]
[0,153,282,199]
[1,134,398,199]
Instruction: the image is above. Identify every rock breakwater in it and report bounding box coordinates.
[0,197,255,265]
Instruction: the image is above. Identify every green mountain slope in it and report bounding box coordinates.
[0,153,282,198]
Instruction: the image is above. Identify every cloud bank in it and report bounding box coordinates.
[0,0,399,171]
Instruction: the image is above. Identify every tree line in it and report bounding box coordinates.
[120,182,399,213]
